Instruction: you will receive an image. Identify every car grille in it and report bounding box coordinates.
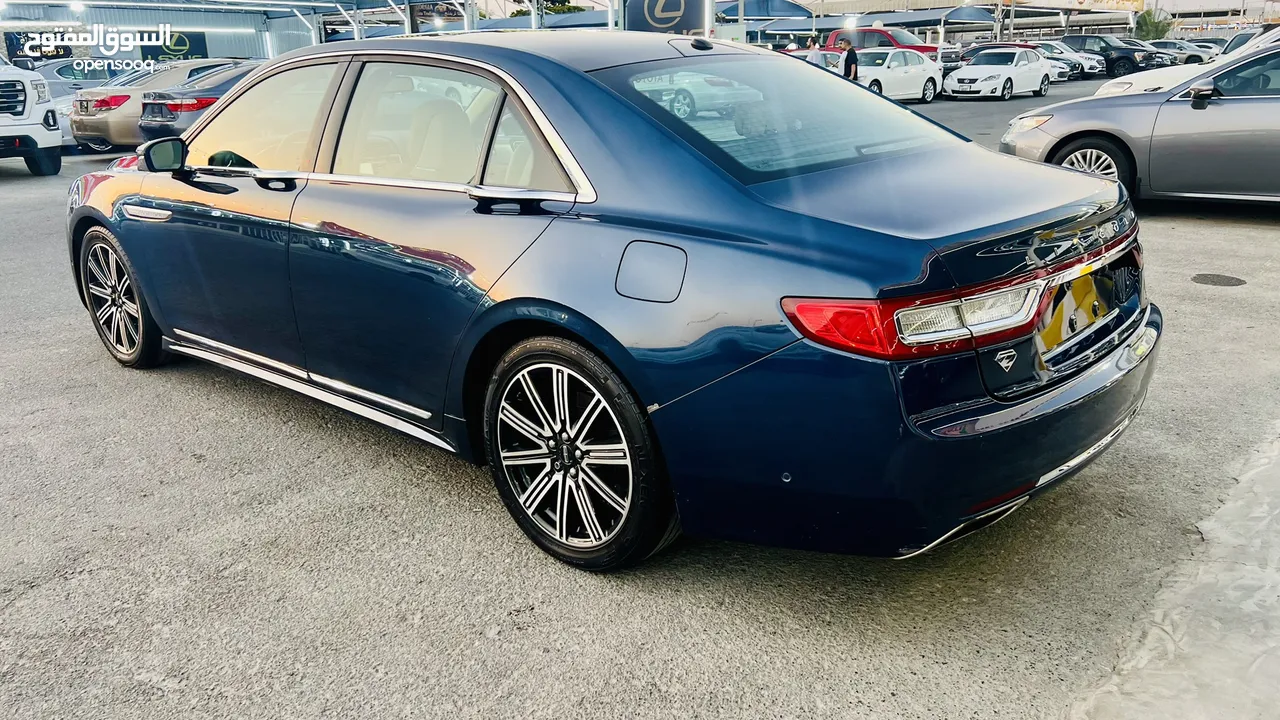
[958,78,976,84]
[0,81,27,117]
[941,50,960,63]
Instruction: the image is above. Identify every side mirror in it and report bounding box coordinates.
[12,57,36,71]
[139,137,188,173]
[1188,77,1216,110]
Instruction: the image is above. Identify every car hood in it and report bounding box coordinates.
[0,66,40,83]
[750,143,1122,286]
[948,65,1012,80]
[1095,63,1205,95]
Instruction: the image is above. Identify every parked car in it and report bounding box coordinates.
[632,70,761,120]
[0,54,61,175]
[943,48,1052,100]
[1032,40,1106,76]
[68,32,1161,570]
[822,27,960,72]
[70,58,234,150]
[1189,41,1223,58]
[1224,29,1262,54]
[138,61,261,142]
[1149,39,1212,63]
[1001,43,1280,202]
[31,58,121,98]
[1061,34,1162,76]
[1118,39,1179,67]
[1190,36,1229,50]
[855,48,941,102]
[1093,25,1280,97]
[960,42,1081,79]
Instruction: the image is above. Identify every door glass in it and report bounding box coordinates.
[187,63,337,170]
[481,99,572,192]
[333,62,502,183]
[1214,51,1280,96]
[888,52,904,68]
[907,53,923,66]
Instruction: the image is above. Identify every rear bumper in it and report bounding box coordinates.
[651,303,1162,558]
[138,120,182,141]
[71,110,143,146]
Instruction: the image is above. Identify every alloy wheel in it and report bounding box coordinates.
[1001,80,1013,100]
[670,91,694,119]
[1061,148,1119,179]
[1040,77,1050,95]
[83,138,113,153]
[922,80,935,102]
[496,362,633,549]
[85,243,141,355]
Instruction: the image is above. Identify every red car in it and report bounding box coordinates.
[821,27,960,70]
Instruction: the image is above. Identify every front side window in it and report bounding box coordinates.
[1083,38,1106,53]
[595,55,960,184]
[187,63,337,170]
[1037,43,1063,55]
[1213,50,1280,96]
[333,62,501,183]
[481,100,572,192]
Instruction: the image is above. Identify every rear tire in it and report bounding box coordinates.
[24,147,61,176]
[1033,75,1050,97]
[920,78,936,104]
[484,336,679,572]
[1186,55,1203,64]
[80,138,114,153]
[79,226,167,368]
[1051,136,1134,193]
[669,90,696,120]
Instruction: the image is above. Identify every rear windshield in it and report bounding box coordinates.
[592,55,959,185]
[1225,31,1258,53]
[178,63,257,90]
[972,51,1015,66]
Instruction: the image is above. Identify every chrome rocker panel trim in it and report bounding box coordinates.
[164,333,452,453]
[894,497,1030,561]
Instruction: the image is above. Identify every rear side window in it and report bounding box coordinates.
[594,55,959,184]
[187,63,337,170]
[482,99,572,192]
[333,62,502,183]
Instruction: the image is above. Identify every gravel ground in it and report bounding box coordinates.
[2,151,1278,719]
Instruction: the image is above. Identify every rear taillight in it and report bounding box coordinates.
[783,221,1138,361]
[93,95,131,111]
[164,97,219,113]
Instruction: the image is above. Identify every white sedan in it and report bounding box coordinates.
[855,48,942,104]
[1032,40,1106,76]
[943,48,1052,101]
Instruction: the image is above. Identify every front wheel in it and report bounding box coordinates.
[484,337,679,571]
[868,80,883,94]
[1112,59,1136,77]
[920,78,937,104]
[1000,79,1014,100]
[79,226,167,368]
[24,147,61,176]
[669,90,696,120]
[1051,136,1134,192]
[1033,75,1050,97]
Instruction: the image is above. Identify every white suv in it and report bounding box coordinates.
[0,56,62,176]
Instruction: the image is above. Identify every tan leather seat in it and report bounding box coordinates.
[406,99,478,183]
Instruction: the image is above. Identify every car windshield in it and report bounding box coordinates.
[888,28,924,45]
[972,51,1016,66]
[1225,31,1258,54]
[593,55,960,184]
[1036,43,1064,54]
[858,51,891,67]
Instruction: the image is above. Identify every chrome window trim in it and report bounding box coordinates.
[185,48,597,204]
[174,328,308,380]
[165,339,454,453]
[310,373,433,421]
[178,168,580,204]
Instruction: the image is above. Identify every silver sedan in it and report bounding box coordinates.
[999,43,1280,202]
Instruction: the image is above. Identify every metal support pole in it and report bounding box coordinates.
[531,0,538,29]
[606,0,614,30]
[463,0,472,31]
[1009,0,1016,40]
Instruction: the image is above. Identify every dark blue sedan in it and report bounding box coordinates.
[66,31,1161,571]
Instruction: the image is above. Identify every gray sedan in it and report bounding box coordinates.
[1000,43,1280,202]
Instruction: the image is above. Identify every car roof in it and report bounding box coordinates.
[287,30,770,73]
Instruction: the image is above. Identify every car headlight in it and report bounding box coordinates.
[980,74,1001,83]
[1096,81,1133,96]
[32,80,49,104]
[1134,52,1146,61]
[1007,115,1052,134]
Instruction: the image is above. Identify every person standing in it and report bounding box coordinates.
[839,37,858,82]
[804,35,823,65]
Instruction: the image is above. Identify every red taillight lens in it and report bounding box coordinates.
[782,295,972,360]
[164,97,219,113]
[92,95,131,111]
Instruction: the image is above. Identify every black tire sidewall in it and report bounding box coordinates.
[1113,59,1134,76]
[483,337,675,571]
[25,147,61,176]
[869,81,882,94]
[921,78,935,103]
[79,226,163,367]
[1051,137,1134,192]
